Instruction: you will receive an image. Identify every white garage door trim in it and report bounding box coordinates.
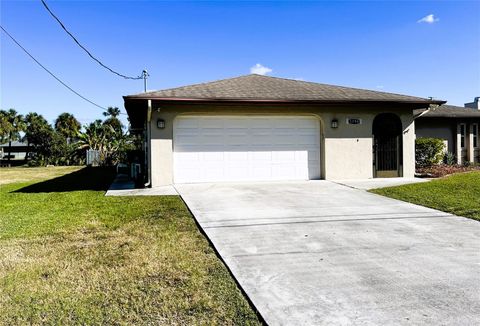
[173,115,321,183]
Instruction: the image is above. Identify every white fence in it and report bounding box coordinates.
[86,150,100,166]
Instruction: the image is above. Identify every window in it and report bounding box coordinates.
[460,123,466,149]
[473,123,479,148]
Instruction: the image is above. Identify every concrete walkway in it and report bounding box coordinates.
[105,175,177,196]
[333,177,430,190]
[176,181,480,326]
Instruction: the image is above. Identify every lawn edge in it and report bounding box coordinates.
[177,194,267,325]
[368,181,480,223]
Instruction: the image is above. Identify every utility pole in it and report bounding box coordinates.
[142,69,149,92]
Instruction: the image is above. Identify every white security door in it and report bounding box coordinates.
[173,115,320,183]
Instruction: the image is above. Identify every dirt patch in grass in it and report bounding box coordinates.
[0,166,82,185]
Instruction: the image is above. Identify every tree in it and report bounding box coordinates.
[102,107,123,135]
[0,111,12,143]
[54,112,81,142]
[0,109,25,162]
[77,118,133,166]
[24,112,50,159]
[26,122,72,166]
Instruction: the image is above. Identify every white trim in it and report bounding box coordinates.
[472,123,479,149]
[459,123,467,149]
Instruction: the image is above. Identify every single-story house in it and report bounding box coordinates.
[0,141,31,160]
[415,98,480,164]
[124,74,444,187]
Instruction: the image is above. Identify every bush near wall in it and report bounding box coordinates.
[415,138,445,167]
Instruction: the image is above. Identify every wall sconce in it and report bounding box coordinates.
[331,118,339,129]
[157,119,165,129]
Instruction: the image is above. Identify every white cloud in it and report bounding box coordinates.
[250,63,272,75]
[417,14,439,24]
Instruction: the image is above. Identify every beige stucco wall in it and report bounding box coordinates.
[148,104,416,186]
[321,110,415,179]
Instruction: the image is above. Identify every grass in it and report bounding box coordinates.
[0,166,82,185]
[0,167,261,325]
[371,171,480,221]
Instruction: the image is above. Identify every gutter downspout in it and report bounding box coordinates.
[145,99,152,188]
[413,103,440,119]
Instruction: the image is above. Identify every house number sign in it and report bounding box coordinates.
[346,118,362,125]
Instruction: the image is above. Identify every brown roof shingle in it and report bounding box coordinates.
[415,105,480,118]
[124,74,443,104]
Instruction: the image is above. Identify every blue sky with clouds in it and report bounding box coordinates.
[1,1,479,126]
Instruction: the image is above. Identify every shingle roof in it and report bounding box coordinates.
[124,74,443,104]
[415,105,480,118]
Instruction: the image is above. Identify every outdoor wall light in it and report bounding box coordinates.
[331,118,339,129]
[157,119,166,129]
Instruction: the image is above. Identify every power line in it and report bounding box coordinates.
[41,0,143,80]
[0,25,126,115]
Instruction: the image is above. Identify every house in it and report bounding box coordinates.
[0,141,31,162]
[124,74,444,187]
[415,98,480,164]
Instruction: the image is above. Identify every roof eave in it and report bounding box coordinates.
[419,114,480,118]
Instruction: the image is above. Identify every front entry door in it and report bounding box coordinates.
[374,136,400,177]
[373,113,402,178]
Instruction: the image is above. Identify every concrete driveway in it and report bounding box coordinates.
[175,181,480,326]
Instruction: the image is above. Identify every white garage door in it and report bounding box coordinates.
[173,115,321,183]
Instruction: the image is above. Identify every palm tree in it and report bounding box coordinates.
[55,113,81,142]
[103,107,123,135]
[103,106,121,118]
[77,119,131,166]
[0,109,25,163]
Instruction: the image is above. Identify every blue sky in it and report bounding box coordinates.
[1,1,479,126]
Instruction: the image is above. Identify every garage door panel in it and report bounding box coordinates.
[225,167,249,179]
[175,152,200,162]
[174,116,320,183]
[175,118,199,128]
[202,152,224,161]
[252,167,272,178]
[250,151,273,161]
[226,136,249,146]
[226,152,249,161]
[175,135,200,146]
[202,130,224,137]
[201,135,224,146]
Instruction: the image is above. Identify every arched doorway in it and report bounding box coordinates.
[373,113,403,178]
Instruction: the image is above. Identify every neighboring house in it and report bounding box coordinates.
[0,141,31,161]
[124,74,443,187]
[415,99,480,164]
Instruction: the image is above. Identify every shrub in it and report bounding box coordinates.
[415,138,445,167]
[444,152,456,166]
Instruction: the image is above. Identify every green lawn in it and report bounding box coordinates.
[0,167,261,325]
[371,171,480,221]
